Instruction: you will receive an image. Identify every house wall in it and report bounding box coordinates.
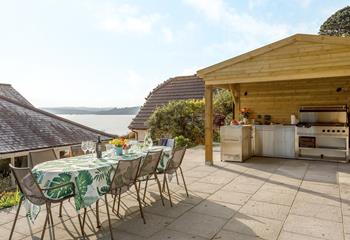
[238,77,350,124]
[134,129,147,141]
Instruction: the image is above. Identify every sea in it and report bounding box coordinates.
[58,114,135,136]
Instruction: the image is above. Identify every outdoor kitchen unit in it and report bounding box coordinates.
[295,105,349,162]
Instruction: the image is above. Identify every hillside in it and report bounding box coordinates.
[42,106,140,115]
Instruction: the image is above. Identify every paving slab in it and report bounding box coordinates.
[144,201,193,218]
[148,229,209,240]
[191,199,240,219]
[213,229,263,240]
[208,189,251,205]
[188,182,222,194]
[282,214,343,240]
[114,212,173,238]
[290,201,342,222]
[251,189,296,206]
[167,211,227,239]
[239,200,290,221]
[223,213,284,240]
[294,191,341,207]
[222,182,262,194]
[278,231,324,240]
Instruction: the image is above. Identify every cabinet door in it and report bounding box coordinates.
[284,127,295,158]
[274,127,284,157]
[262,130,274,156]
[255,130,263,156]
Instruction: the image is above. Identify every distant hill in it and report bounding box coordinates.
[42,106,140,115]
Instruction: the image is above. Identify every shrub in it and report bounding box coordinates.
[175,135,193,148]
[148,99,205,144]
[0,189,20,209]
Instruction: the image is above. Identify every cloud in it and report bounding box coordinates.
[95,3,160,34]
[162,27,174,43]
[295,0,312,9]
[248,0,268,10]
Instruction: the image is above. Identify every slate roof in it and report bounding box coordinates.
[0,85,115,154]
[0,84,33,107]
[129,75,204,130]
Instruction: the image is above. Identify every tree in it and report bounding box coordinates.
[147,90,234,144]
[319,6,350,37]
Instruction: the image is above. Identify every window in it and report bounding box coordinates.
[0,158,11,177]
[14,155,28,168]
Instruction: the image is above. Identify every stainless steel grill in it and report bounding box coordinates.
[295,105,349,162]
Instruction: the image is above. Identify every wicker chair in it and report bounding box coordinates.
[159,147,188,207]
[9,164,82,240]
[29,149,57,169]
[95,158,143,240]
[136,150,164,206]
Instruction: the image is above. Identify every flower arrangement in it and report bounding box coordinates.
[109,138,128,149]
[240,108,250,119]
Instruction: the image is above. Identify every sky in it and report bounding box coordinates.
[0,0,348,108]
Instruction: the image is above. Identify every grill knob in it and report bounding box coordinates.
[337,130,340,133]
[322,129,325,132]
[327,130,330,132]
[332,130,335,133]
[343,130,346,133]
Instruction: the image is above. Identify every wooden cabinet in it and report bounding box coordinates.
[254,125,295,158]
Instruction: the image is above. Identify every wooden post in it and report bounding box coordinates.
[205,85,213,166]
[230,84,240,120]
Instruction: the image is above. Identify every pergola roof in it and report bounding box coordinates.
[198,34,350,85]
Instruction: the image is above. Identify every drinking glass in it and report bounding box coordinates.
[81,141,88,154]
[88,141,96,154]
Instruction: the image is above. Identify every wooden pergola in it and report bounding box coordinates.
[197,33,350,165]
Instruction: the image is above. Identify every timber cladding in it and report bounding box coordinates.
[238,77,350,124]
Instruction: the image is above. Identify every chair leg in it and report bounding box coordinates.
[134,183,146,224]
[82,208,87,228]
[154,173,164,206]
[112,194,117,212]
[40,204,50,240]
[164,173,173,207]
[96,199,101,228]
[47,203,56,239]
[162,174,166,192]
[142,177,149,202]
[59,201,63,217]
[105,194,114,240]
[179,167,189,197]
[175,171,179,185]
[117,190,121,217]
[77,213,85,237]
[9,198,22,240]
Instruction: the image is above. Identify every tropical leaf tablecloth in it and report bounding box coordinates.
[27,146,172,222]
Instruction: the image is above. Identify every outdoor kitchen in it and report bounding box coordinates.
[220,105,349,163]
[197,34,350,165]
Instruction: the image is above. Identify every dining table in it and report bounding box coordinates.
[26,145,173,222]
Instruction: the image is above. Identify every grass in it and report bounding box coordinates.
[0,189,20,209]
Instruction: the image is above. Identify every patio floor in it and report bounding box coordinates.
[2,146,350,240]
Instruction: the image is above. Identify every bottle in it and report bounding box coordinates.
[96,136,102,158]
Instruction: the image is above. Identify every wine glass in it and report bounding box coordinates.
[88,141,96,154]
[81,141,88,154]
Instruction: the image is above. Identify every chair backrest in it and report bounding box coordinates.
[166,139,175,149]
[138,150,163,178]
[70,145,84,157]
[110,158,141,192]
[9,164,46,205]
[29,149,57,168]
[165,147,186,173]
[159,138,168,146]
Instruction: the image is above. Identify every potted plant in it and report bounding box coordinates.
[109,138,128,156]
[240,108,250,124]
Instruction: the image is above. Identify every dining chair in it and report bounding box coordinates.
[136,150,164,206]
[158,147,188,207]
[29,149,57,168]
[70,145,84,157]
[95,157,143,240]
[9,164,82,240]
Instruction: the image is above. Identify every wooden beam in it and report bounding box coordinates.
[204,85,213,166]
